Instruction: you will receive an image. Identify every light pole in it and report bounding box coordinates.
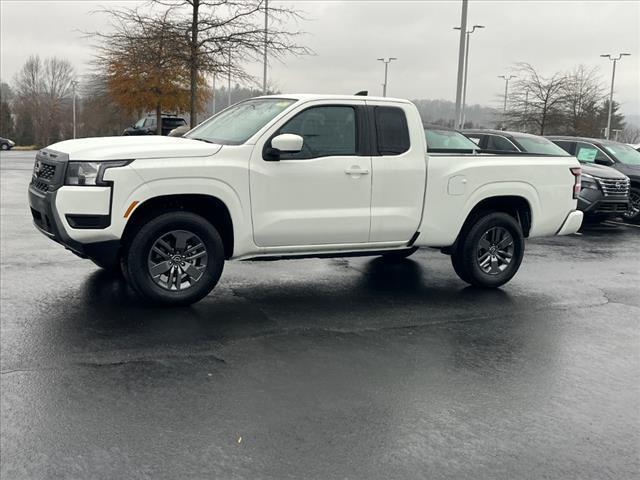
[454,0,468,129]
[262,0,269,94]
[71,80,78,139]
[377,57,397,97]
[227,45,232,107]
[454,24,485,128]
[211,73,216,115]
[600,53,630,140]
[498,74,516,129]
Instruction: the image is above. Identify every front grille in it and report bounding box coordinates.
[598,178,630,197]
[37,163,56,180]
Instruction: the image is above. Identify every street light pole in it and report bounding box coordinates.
[377,57,397,97]
[227,45,232,107]
[262,0,269,95]
[454,0,468,129]
[600,53,630,140]
[454,24,485,128]
[211,73,216,115]
[71,80,78,139]
[498,74,516,129]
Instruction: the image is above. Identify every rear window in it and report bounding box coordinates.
[374,107,410,155]
[514,136,569,156]
[425,128,479,151]
[486,135,518,152]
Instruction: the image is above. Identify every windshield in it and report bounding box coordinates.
[186,98,296,145]
[514,136,569,156]
[425,128,479,151]
[603,143,640,165]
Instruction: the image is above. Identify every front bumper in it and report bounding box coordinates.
[28,151,121,268]
[577,189,629,217]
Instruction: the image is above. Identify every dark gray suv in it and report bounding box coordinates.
[547,137,640,224]
[462,130,631,222]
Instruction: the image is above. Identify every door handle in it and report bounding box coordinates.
[345,167,370,176]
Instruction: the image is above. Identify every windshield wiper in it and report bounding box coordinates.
[190,137,215,144]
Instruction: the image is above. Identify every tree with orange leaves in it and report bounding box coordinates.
[93,9,208,133]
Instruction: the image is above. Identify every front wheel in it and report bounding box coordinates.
[622,187,640,224]
[0,144,8,151]
[451,212,524,288]
[122,211,225,306]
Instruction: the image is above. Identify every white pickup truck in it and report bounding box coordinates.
[28,94,583,305]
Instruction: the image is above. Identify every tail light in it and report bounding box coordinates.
[570,167,581,199]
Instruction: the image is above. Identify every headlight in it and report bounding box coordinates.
[581,173,599,190]
[65,160,131,186]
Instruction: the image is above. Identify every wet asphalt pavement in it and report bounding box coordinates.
[1,150,639,479]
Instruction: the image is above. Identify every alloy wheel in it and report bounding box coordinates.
[476,226,514,275]
[623,190,640,219]
[147,230,208,291]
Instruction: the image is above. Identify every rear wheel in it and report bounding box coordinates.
[451,212,524,288]
[122,211,225,305]
[622,187,640,224]
[0,143,8,150]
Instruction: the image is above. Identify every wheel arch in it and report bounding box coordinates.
[122,194,235,259]
[441,195,532,254]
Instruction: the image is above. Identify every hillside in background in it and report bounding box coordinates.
[411,99,501,129]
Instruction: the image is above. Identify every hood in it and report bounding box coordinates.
[611,162,640,180]
[580,162,628,180]
[47,136,222,161]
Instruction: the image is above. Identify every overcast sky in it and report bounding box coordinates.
[1,0,639,115]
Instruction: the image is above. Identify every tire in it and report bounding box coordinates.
[450,212,525,288]
[622,187,640,224]
[0,144,8,150]
[122,211,225,306]
[381,247,418,260]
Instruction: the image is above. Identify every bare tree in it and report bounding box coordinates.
[506,63,566,135]
[148,0,310,127]
[620,125,640,144]
[13,55,75,146]
[561,65,605,136]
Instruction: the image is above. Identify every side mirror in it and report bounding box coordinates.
[264,134,304,161]
[594,158,613,166]
[272,133,303,153]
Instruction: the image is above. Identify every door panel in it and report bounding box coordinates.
[249,101,372,247]
[367,103,426,242]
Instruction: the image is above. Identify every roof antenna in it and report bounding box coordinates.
[354,90,368,96]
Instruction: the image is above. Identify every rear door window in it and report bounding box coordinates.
[374,107,410,155]
[486,135,518,151]
[552,141,574,154]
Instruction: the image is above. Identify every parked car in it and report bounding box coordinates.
[28,94,582,305]
[0,137,16,150]
[462,130,630,223]
[548,136,639,224]
[463,129,574,156]
[168,125,190,137]
[629,143,640,152]
[424,125,481,153]
[123,114,187,136]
